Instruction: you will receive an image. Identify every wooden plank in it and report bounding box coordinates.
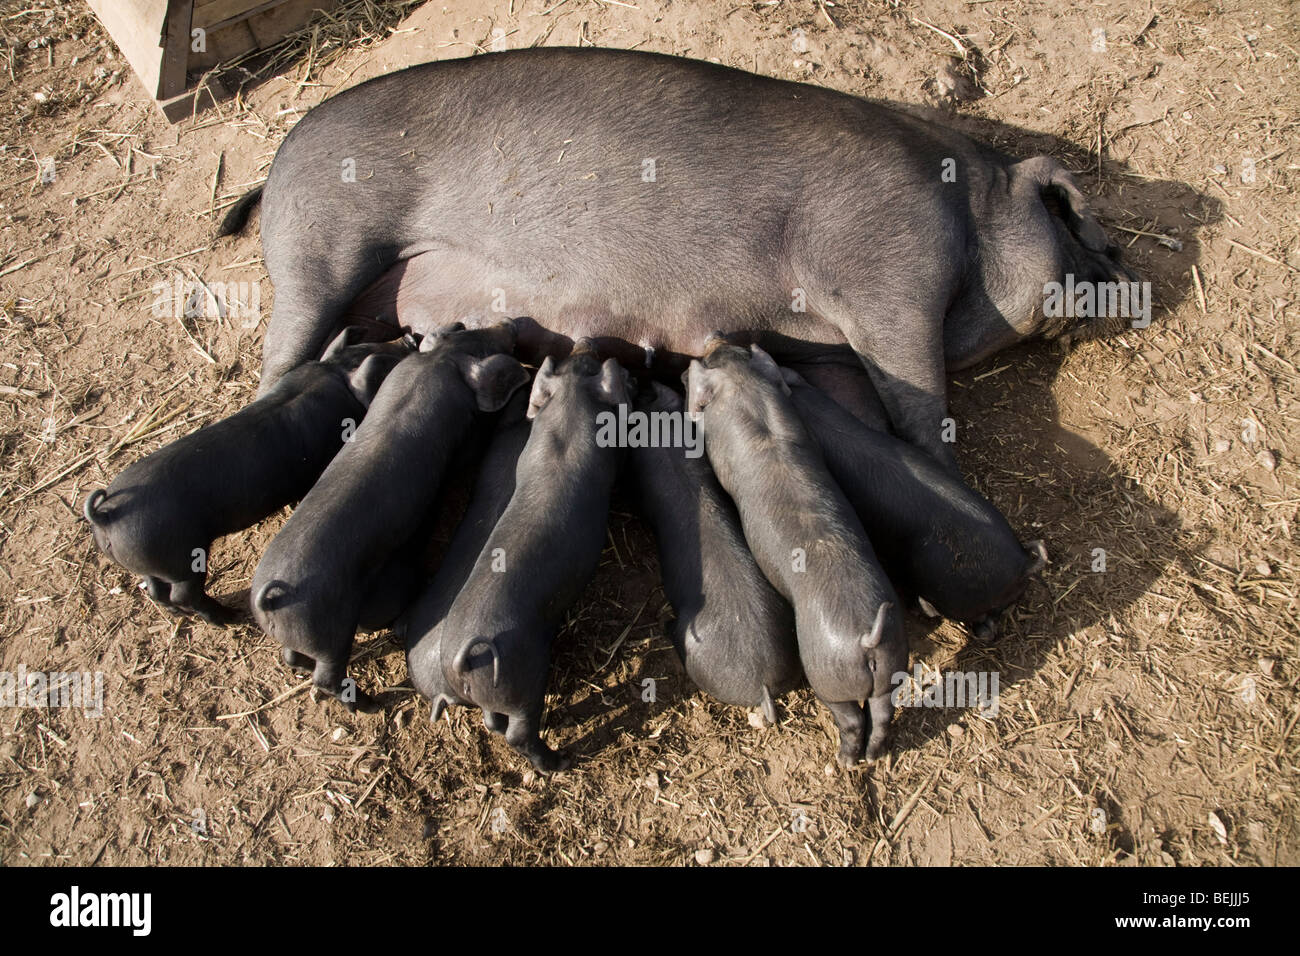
[194,0,293,31]
[188,0,337,70]
[86,0,173,99]
[159,78,226,123]
[158,1,195,100]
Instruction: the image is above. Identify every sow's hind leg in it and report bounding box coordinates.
[258,269,369,395]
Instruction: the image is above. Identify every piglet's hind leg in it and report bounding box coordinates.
[864,693,896,763]
[505,703,570,772]
[312,657,379,714]
[824,698,867,768]
[170,578,236,626]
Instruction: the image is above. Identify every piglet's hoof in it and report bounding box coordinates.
[312,682,381,714]
[195,604,239,628]
[340,688,382,714]
[525,747,571,773]
[281,648,315,674]
[835,742,862,769]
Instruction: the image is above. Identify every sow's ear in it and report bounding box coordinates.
[458,353,530,413]
[749,345,791,395]
[321,325,361,362]
[685,360,717,415]
[593,358,630,406]
[347,353,402,408]
[526,356,560,420]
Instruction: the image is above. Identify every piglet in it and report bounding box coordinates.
[686,340,907,766]
[251,321,530,711]
[83,328,416,624]
[782,367,1046,639]
[439,342,630,770]
[629,381,800,723]
[402,387,531,734]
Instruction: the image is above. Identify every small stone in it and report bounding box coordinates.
[331,726,348,742]
[593,840,608,855]
[25,791,39,809]
[1189,391,1201,403]
[1258,657,1276,676]
[521,770,537,787]
[1212,164,1227,175]
[824,762,837,777]
[947,723,964,738]
[1256,449,1277,471]
[1213,439,1231,453]
[792,59,805,68]
[747,710,766,729]
[645,771,660,791]
[321,808,335,824]
[694,847,715,865]
[1256,561,1272,576]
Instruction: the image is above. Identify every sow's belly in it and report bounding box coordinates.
[342,249,852,375]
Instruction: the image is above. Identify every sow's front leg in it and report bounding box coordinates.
[840,315,956,472]
[799,277,961,470]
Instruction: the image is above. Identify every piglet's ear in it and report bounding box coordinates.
[685,360,717,416]
[321,326,360,362]
[348,354,398,409]
[527,356,559,420]
[749,345,790,395]
[459,353,530,413]
[594,358,629,406]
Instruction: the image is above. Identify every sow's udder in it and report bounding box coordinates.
[341,252,852,374]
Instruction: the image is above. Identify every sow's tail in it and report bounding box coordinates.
[82,489,108,525]
[215,185,263,238]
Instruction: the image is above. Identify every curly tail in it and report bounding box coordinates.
[860,601,894,651]
[216,185,263,238]
[253,579,290,614]
[1025,539,1049,576]
[82,489,107,525]
[452,637,500,688]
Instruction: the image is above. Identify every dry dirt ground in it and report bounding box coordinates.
[0,0,1296,866]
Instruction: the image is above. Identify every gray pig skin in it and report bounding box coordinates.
[782,367,1047,639]
[629,381,801,722]
[402,388,531,734]
[218,48,1134,470]
[251,321,529,711]
[438,344,630,771]
[686,340,908,766]
[82,328,414,624]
